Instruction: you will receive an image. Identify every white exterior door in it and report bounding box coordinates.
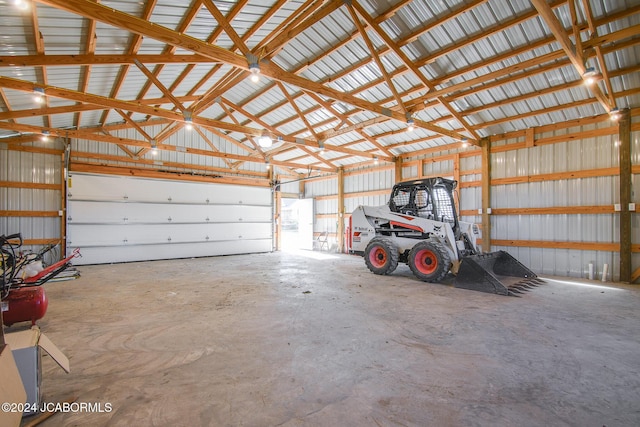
[297,198,314,251]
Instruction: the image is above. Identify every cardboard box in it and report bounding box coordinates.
[0,345,27,427]
[3,327,69,416]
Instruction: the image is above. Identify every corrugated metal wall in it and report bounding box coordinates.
[489,119,635,281]
[296,115,638,282]
[0,140,63,258]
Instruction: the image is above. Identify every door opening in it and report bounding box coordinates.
[280,198,313,252]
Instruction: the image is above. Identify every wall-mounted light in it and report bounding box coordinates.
[184,111,193,130]
[258,130,272,148]
[41,130,50,142]
[609,107,621,121]
[407,118,415,132]
[33,87,45,104]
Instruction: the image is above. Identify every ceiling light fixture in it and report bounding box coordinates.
[41,130,50,142]
[265,158,271,169]
[13,0,29,11]
[407,118,415,132]
[258,130,272,148]
[249,62,260,83]
[318,140,325,152]
[461,137,469,148]
[184,111,193,130]
[373,156,379,165]
[583,67,597,86]
[150,139,158,156]
[609,107,621,121]
[33,87,45,104]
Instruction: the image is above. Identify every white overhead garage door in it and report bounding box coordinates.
[67,173,272,265]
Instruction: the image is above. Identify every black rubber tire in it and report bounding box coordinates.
[408,240,451,282]
[364,237,399,275]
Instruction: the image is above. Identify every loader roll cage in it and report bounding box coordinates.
[388,177,459,231]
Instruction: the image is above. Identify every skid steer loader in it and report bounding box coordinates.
[349,177,543,296]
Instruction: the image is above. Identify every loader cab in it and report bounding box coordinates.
[388,178,459,231]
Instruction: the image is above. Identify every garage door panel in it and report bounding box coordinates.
[68,200,126,223]
[69,202,271,224]
[119,204,270,223]
[75,239,272,265]
[68,223,271,246]
[69,174,271,205]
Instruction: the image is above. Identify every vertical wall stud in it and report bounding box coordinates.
[619,108,631,282]
[337,167,345,253]
[394,156,403,184]
[481,137,492,253]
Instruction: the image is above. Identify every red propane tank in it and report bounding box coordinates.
[2,286,48,327]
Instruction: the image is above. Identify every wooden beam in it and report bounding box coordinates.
[525,128,535,148]
[0,76,379,162]
[274,179,282,251]
[346,3,406,114]
[0,181,59,190]
[60,151,67,257]
[0,210,59,217]
[337,167,345,253]
[36,0,468,144]
[619,108,632,282]
[133,59,186,112]
[351,0,479,141]
[0,54,214,67]
[261,0,342,57]
[530,0,612,112]
[201,0,251,56]
[491,240,620,252]
[70,151,266,178]
[69,163,270,187]
[480,137,491,252]
[395,157,403,184]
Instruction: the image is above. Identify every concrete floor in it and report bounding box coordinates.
[11,250,640,426]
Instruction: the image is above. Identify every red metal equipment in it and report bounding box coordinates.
[2,234,80,327]
[2,286,48,327]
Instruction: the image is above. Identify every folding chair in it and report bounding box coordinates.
[314,231,329,251]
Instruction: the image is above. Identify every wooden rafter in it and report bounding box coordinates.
[217,100,261,153]
[1,0,635,177]
[306,91,394,158]
[274,82,336,169]
[75,0,97,128]
[350,1,480,141]
[0,54,215,67]
[133,59,185,113]
[34,0,467,145]
[579,0,616,107]
[346,4,406,115]
[97,0,158,126]
[192,126,236,169]
[530,0,612,112]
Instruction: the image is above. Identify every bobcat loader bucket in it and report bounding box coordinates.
[454,251,544,296]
